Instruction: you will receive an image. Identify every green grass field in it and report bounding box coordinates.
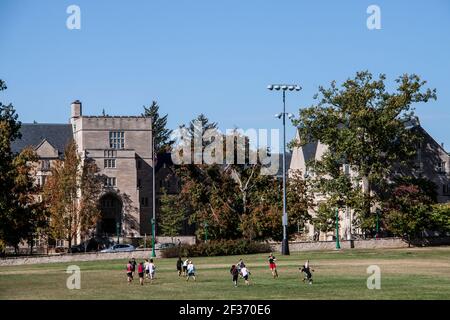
[1,247,450,300]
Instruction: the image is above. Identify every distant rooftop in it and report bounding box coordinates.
[11,123,73,155]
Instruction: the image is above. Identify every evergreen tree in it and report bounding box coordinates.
[142,101,173,153]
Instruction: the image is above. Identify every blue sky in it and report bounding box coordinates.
[1,0,449,150]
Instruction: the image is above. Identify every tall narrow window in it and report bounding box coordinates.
[41,160,50,171]
[437,161,446,174]
[141,197,149,207]
[105,177,116,187]
[109,131,125,149]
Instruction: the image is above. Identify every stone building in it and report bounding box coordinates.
[289,121,450,241]
[12,100,155,243]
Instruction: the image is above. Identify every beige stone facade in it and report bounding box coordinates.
[70,101,154,237]
[289,125,450,241]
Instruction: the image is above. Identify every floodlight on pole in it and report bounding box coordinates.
[267,83,302,256]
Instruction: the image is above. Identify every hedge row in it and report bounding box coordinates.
[160,239,272,258]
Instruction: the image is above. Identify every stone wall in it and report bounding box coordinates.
[0,249,160,266]
[269,237,450,252]
[156,236,196,245]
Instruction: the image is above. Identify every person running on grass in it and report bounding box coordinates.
[126,260,133,284]
[176,257,183,276]
[148,258,156,283]
[186,260,196,281]
[182,257,189,276]
[299,260,314,284]
[130,257,137,277]
[230,265,239,287]
[138,262,145,286]
[144,259,150,279]
[240,265,251,286]
[268,253,278,278]
[237,259,245,277]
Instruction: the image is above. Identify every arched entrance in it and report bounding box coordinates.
[98,193,123,236]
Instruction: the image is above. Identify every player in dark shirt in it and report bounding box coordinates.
[299,260,314,284]
[230,265,239,287]
[268,253,278,278]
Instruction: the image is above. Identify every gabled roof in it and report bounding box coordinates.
[11,123,73,155]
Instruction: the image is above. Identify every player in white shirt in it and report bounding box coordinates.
[240,266,250,285]
[148,258,156,282]
[186,260,196,281]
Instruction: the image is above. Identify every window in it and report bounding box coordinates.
[37,176,46,187]
[104,159,116,168]
[343,164,350,176]
[104,150,117,158]
[141,197,149,207]
[437,162,446,174]
[41,160,50,171]
[443,184,450,195]
[105,177,116,187]
[109,131,125,149]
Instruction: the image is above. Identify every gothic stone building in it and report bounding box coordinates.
[289,121,450,241]
[12,100,155,241]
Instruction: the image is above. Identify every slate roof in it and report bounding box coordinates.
[302,141,318,163]
[11,123,73,155]
[275,152,292,178]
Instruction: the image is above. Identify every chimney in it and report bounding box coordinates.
[71,100,82,118]
[441,142,445,149]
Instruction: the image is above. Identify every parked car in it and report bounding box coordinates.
[101,244,135,253]
[155,242,176,250]
[70,237,115,253]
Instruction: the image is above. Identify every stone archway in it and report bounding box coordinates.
[98,193,123,236]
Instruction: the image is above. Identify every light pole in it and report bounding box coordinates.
[267,84,301,255]
[375,208,380,240]
[335,207,341,250]
[151,133,156,258]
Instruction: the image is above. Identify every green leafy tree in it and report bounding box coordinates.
[430,203,450,235]
[142,101,173,153]
[292,71,437,234]
[43,140,102,251]
[383,181,435,246]
[311,202,337,240]
[159,188,186,237]
[0,80,47,253]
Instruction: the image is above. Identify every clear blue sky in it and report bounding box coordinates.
[1,0,449,150]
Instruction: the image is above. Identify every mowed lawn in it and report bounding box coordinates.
[1,247,450,300]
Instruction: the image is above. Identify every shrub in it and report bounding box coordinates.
[161,239,272,258]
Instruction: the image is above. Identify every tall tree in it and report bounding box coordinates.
[292,71,437,235]
[43,140,102,251]
[142,101,173,153]
[158,188,186,237]
[0,80,47,253]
